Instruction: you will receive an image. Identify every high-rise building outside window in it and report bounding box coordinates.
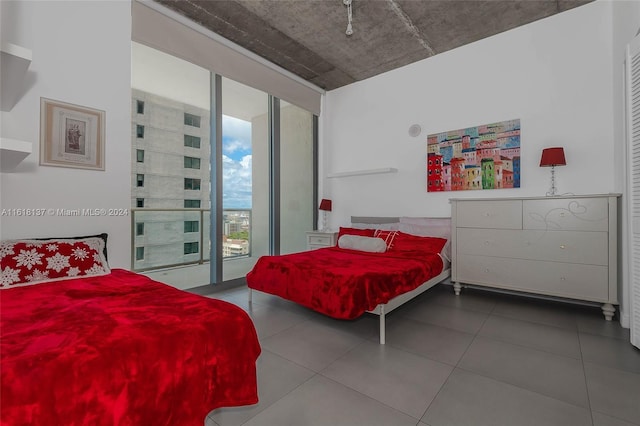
[184,221,199,233]
[184,113,201,128]
[184,156,201,169]
[184,135,201,148]
[184,242,199,254]
[184,178,201,190]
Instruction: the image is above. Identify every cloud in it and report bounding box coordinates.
[222,154,252,209]
[222,115,251,156]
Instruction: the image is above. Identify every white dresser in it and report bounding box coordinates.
[450,194,620,320]
[306,231,338,250]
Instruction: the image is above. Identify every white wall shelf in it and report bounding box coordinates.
[327,167,398,178]
[1,42,32,111]
[1,138,32,172]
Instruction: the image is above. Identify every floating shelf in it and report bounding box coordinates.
[1,42,32,111]
[0,138,32,172]
[327,167,398,178]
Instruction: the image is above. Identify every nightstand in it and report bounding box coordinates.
[306,231,338,250]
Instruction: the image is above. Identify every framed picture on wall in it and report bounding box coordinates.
[40,97,105,170]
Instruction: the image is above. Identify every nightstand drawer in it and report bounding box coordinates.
[305,231,338,250]
[308,234,332,246]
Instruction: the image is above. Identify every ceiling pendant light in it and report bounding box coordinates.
[343,0,354,36]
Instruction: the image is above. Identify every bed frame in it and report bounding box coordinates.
[247,267,450,345]
[248,215,452,345]
[367,267,450,344]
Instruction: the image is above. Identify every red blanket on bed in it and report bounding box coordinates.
[246,245,445,320]
[1,269,260,426]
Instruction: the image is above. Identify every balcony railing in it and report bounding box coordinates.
[131,208,252,272]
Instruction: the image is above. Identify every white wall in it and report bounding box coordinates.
[0,1,132,268]
[322,0,617,227]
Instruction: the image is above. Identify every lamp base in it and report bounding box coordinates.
[546,165,559,197]
[320,211,328,231]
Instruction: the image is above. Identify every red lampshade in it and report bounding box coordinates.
[539,147,566,167]
[319,199,332,211]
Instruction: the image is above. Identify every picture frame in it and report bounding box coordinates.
[40,97,105,170]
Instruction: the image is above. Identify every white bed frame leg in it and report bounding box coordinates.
[379,305,386,345]
[248,288,253,304]
[453,282,461,296]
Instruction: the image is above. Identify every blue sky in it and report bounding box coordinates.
[222,115,252,209]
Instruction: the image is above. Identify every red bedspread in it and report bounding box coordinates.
[1,269,260,426]
[246,246,444,320]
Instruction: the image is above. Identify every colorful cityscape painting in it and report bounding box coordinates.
[426,118,521,192]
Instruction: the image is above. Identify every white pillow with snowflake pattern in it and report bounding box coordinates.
[0,237,110,288]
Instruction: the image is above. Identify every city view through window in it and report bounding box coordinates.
[131,42,315,283]
[131,87,254,271]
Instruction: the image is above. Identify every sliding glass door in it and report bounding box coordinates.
[132,43,317,287]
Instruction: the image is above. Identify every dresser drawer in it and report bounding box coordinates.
[455,255,610,302]
[455,200,522,229]
[523,197,609,231]
[456,228,608,265]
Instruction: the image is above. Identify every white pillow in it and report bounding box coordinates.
[338,235,387,253]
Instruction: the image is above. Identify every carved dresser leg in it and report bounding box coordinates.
[601,303,615,321]
[453,282,461,296]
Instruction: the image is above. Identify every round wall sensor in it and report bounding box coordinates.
[408,124,421,137]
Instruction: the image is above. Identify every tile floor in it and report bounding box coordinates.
[204,284,640,426]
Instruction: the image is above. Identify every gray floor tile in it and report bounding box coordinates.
[458,336,589,407]
[243,375,419,426]
[479,314,582,359]
[246,304,310,340]
[382,317,475,365]
[321,340,453,418]
[423,368,592,426]
[492,297,579,330]
[592,411,640,426]
[205,415,219,426]
[209,350,315,426]
[584,362,640,425]
[429,285,499,313]
[575,309,630,341]
[580,333,640,374]
[399,300,489,334]
[261,319,364,372]
[312,311,380,341]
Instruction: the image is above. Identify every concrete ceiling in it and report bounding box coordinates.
[156,0,593,91]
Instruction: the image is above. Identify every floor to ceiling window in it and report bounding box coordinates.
[131,42,212,288]
[131,42,317,289]
[280,101,315,254]
[220,77,269,281]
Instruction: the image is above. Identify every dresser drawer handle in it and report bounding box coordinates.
[484,241,490,246]
[484,268,490,273]
[560,245,566,249]
[560,277,566,281]
[484,212,490,217]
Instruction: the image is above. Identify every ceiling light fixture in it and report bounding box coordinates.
[343,0,353,36]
